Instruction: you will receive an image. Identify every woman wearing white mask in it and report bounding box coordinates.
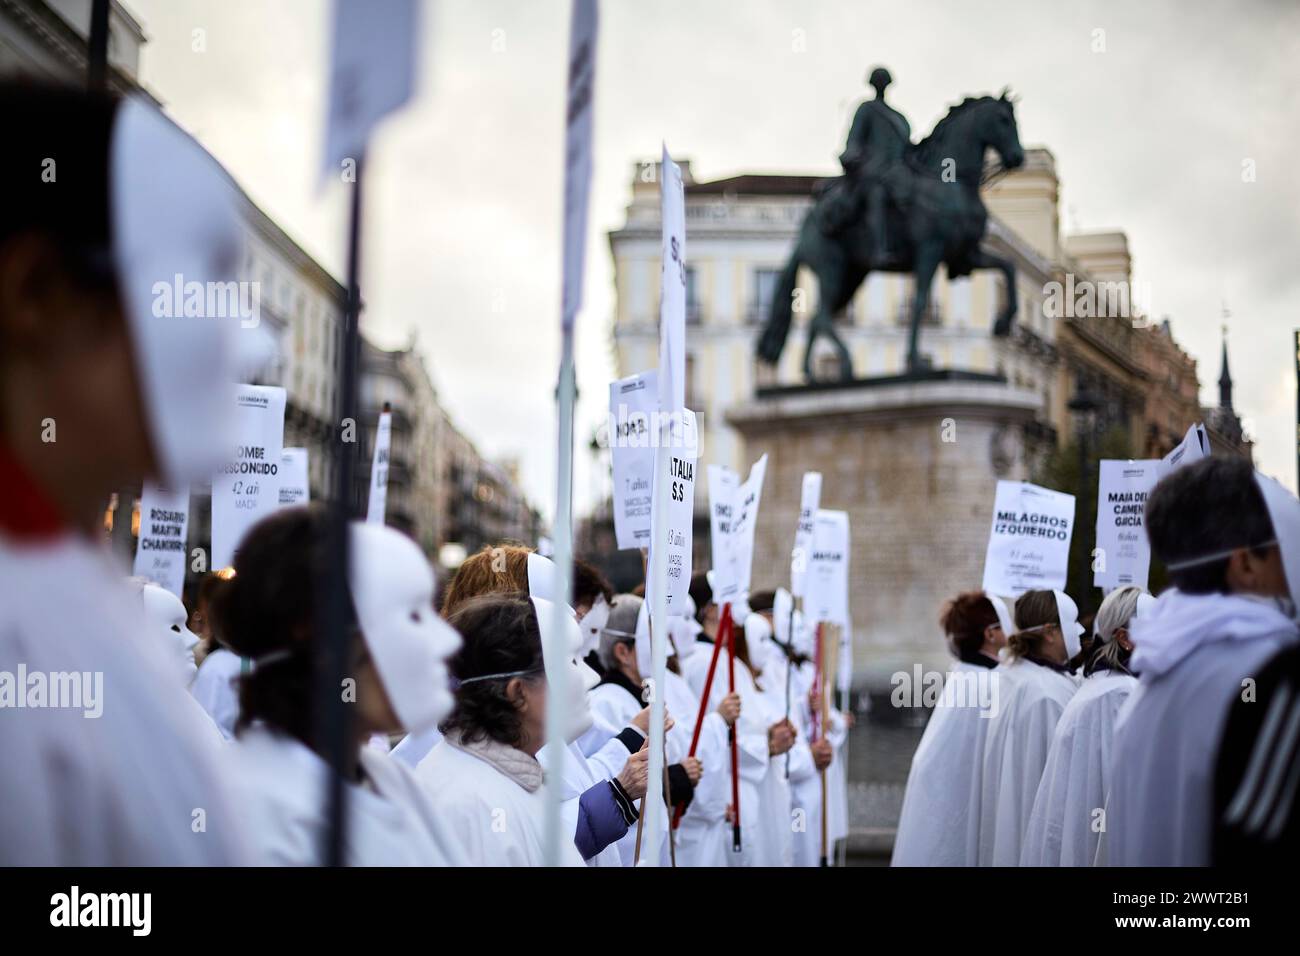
[1021,585,1149,866]
[893,591,1011,866]
[420,591,646,865]
[590,594,704,864]
[216,508,465,865]
[977,588,1081,866]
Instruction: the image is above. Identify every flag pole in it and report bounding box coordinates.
[315,152,365,867]
[724,602,741,853]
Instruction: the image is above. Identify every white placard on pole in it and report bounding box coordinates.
[1158,421,1209,479]
[805,509,850,628]
[790,472,823,598]
[1094,459,1160,590]
[322,0,418,176]
[981,480,1076,595]
[609,369,658,550]
[366,408,392,524]
[279,447,310,507]
[643,143,687,866]
[132,483,190,597]
[561,0,597,329]
[707,455,768,603]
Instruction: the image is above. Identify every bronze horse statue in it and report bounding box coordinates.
[757,92,1026,380]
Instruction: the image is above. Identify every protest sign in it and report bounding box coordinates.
[981,480,1076,595]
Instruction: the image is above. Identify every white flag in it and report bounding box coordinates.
[657,145,686,414]
[322,0,419,175]
[561,0,597,328]
[790,472,823,598]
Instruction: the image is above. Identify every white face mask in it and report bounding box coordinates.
[141,584,199,685]
[111,98,274,486]
[1052,590,1085,659]
[349,524,461,734]
[634,601,653,680]
[744,612,774,673]
[773,588,793,647]
[532,596,597,742]
[669,614,701,663]
[578,594,609,660]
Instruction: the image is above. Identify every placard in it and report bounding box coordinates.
[366,408,392,524]
[1158,421,1209,478]
[981,480,1076,595]
[212,384,286,570]
[805,509,849,629]
[132,483,190,597]
[646,408,698,614]
[609,370,658,550]
[707,455,768,603]
[790,472,822,599]
[279,447,310,507]
[1094,459,1159,590]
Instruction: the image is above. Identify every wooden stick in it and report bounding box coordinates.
[725,604,741,853]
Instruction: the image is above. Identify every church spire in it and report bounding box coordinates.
[1218,324,1234,412]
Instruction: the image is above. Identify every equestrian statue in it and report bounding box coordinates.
[756,67,1026,381]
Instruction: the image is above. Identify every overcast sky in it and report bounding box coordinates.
[127,0,1300,513]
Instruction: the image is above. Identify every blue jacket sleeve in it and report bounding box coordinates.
[574,780,633,860]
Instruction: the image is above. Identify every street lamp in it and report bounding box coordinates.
[1067,380,1099,499]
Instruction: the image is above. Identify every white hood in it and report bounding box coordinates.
[1130,588,1298,679]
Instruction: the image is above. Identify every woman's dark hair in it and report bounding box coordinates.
[1009,589,1059,660]
[940,591,1000,662]
[1147,456,1275,595]
[572,558,614,610]
[689,571,713,624]
[0,81,120,297]
[210,505,355,742]
[441,592,544,749]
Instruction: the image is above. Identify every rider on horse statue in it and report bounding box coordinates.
[820,67,912,266]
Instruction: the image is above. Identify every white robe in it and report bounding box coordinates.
[1109,590,1298,865]
[536,738,625,867]
[977,658,1078,866]
[663,668,730,867]
[416,738,586,866]
[784,656,849,866]
[190,646,243,740]
[590,680,667,865]
[1020,670,1136,866]
[892,661,998,866]
[229,726,465,865]
[0,533,247,864]
[684,642,776,866]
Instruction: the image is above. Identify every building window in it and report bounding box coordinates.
[750,268,782,325]
[685,267,701,325]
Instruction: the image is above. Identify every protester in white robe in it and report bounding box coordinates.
[0,86,270,864]
[217,512,465,865]
[978,589,1081,866]
[589,595,704,864]
[892,591,1010,866]
[1020,586,1150,866]
[667,599,736,867]
[683,575,796,866]
[191,645,244,741]
[420,592,645,865]
[1109,458,1300,865]
[432,546,646,866]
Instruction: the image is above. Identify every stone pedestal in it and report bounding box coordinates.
[726,373,1042,692]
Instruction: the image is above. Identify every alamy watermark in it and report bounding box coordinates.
[151,273,261,328]
[890,664,1000,719]
[0,665,103,718]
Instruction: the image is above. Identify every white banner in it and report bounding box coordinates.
[132,483,190,598]
[790,471,823,598]
[981,480,1076,595]
[707,455,768,603]
[279,447,310,507]
[561,0,597,330]
[646,409,698,614]
[1158,421,1209,479]
[1094,459,1160,590]
[657,145,687,415]
[367,408,393,525]
[805,509,850,629]
[212,384,286,570]
[609,370,658,550]
[322,0,418,175]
